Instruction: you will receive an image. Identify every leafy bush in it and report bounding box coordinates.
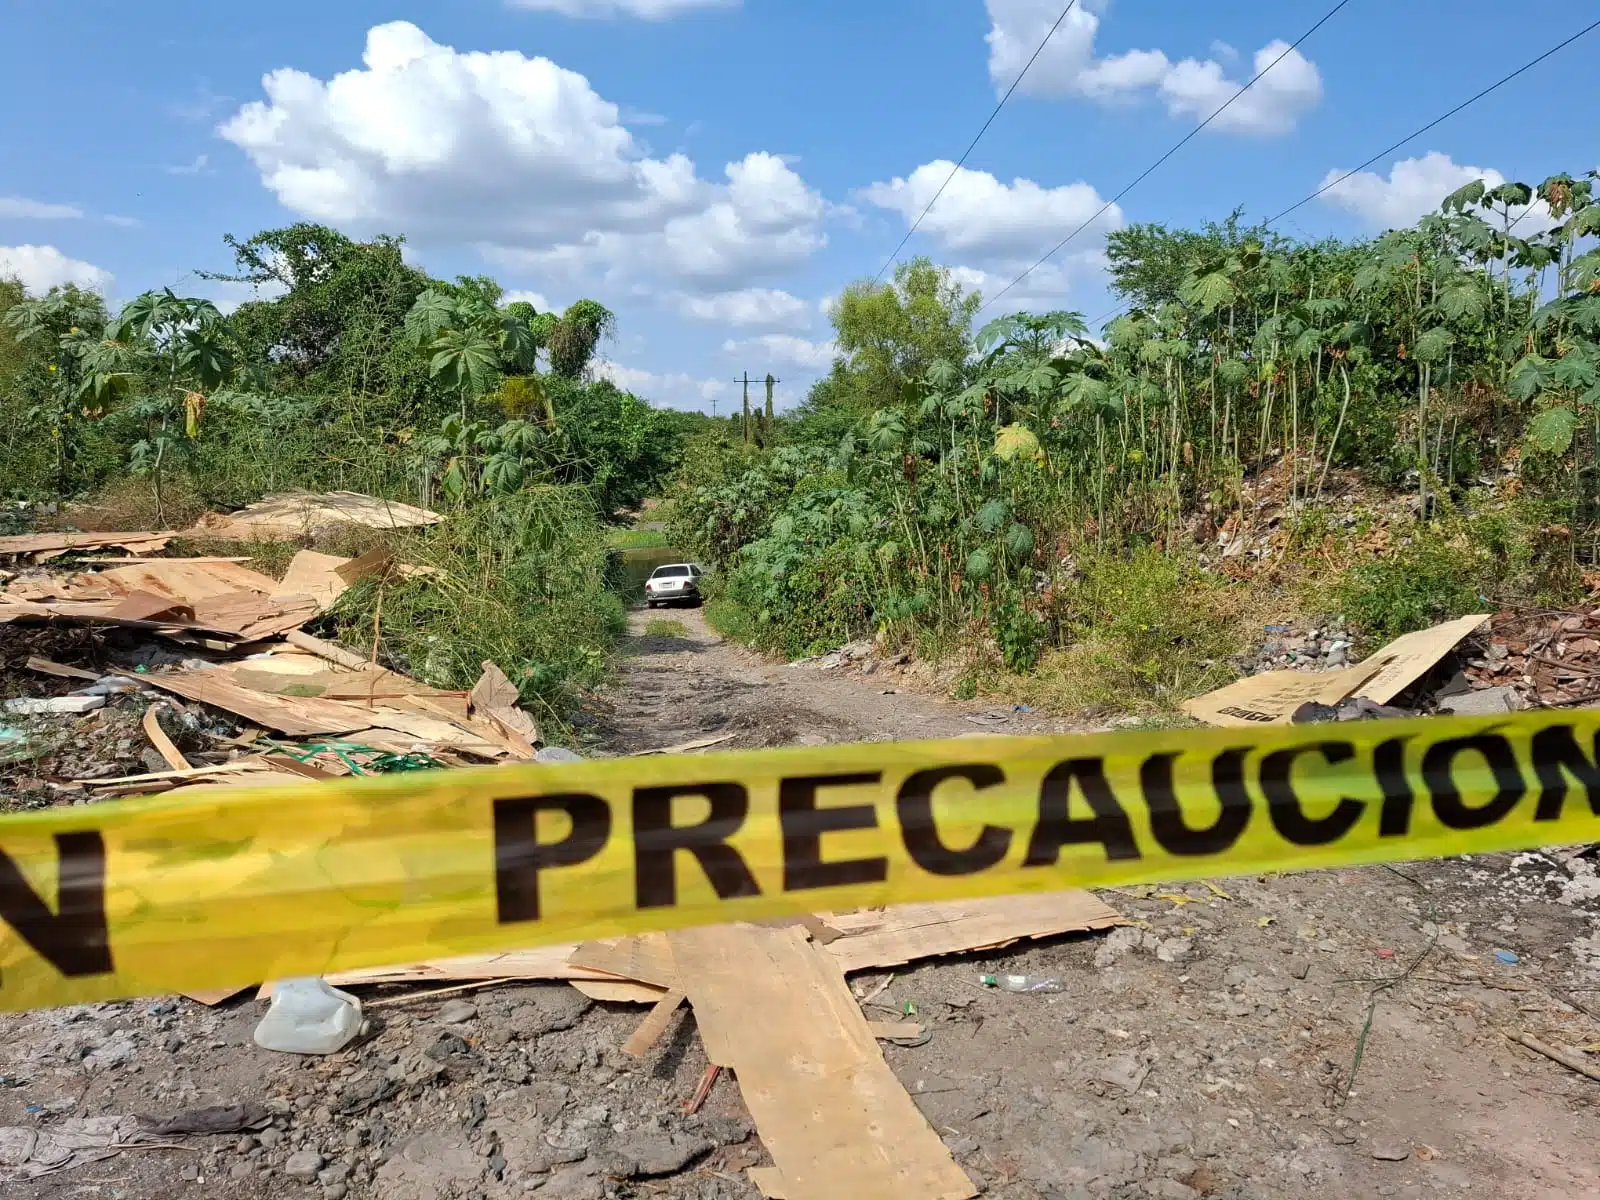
[328,486,625,726]
[1334,531,1483,640]
[1013,546,1242,715]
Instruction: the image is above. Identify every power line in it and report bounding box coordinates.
[869,1,1081,286]
[1267,16,1600,225]
[1084,14,1600,333]
[979,0,1352,314]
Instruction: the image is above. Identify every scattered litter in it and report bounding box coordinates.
[979,974,1065,994]
[1494,949,1520,965]
[253,978,363,1055]
[0,726,38,765]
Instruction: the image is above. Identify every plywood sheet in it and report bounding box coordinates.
[274,550,353,609]
[0,530,175,559]
[190,491,442,540]
[668,924,974,1200]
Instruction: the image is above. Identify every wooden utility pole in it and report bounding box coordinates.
[732,373,779,444]
[740,371,752,444]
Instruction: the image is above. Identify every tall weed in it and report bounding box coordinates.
[328,486,625,726]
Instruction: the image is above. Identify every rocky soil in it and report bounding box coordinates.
[2,605,1598,1198]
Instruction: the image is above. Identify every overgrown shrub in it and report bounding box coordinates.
[1334,530,1483,640]
[328,486,625,726]
[1010,546,1242,715]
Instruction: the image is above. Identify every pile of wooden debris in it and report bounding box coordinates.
[0,492,542,798]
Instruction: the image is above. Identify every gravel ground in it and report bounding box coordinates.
[1,607,1597,1199]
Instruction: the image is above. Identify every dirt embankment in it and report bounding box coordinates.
[2,605,1598,1200]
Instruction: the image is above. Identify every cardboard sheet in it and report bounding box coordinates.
[668,924,975,1200]
[1183,613,1490,727]
[568,892,1122,989]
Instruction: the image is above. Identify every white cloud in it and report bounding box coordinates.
[104,214,141,229]
[860,162,1119,312]
[504,288,553,312]
[1316,152,1561,233]
[673,287,809,328]
[1159,40,1321,136]
[222,23,826,295]
[508,0,737,17]
[0,196,84,220]
[594,360,731,412]
[165,153,212,176]
[0,245,112,294]
[862,161,1121,262]
[985,0,1321,135]
[722,334,835,370]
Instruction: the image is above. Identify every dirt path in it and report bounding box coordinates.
[581,604,1600,1200]
[582,603,1077,754]
[2,607,1598,1200]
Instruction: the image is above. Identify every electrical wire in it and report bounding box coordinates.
[1267,15,1600,225]
[869,1,1081,286]
[1082,14,1600,333]
[978,0,1353,314]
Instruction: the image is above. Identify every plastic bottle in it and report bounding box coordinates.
[253,978,363,1054]
[978,973,1066,994]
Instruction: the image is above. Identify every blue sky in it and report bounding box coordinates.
[0,0,1592,411]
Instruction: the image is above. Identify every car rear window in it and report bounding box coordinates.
[651,565,691,578]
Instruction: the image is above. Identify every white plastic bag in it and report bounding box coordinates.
[253,978,362,1054]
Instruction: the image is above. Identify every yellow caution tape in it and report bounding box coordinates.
[2,709,1598,1010]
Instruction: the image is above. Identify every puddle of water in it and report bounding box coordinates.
[615,545,685,606]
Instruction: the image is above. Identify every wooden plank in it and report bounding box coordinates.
[469,660,520,712]
[100,559,282,600]
[284,945,597,990]
[25,656,101,682]
[137,669,381,737]
[570,978,670,1004]
[621,988,686,1058]
[285,629,371,670]
[0,530,176,558]
[484,707,539,757]
[568,933,678,989]
[867,1021,925,1040]
[75,555,251,565]
[335,547,395,585]
[108,590,195,622]
[820,892,1123,973]
[141,705,191,771]
[569,892,1122,988]
[748,1167,788,1199]
[274,550,354,610]
[668,925,974,1200]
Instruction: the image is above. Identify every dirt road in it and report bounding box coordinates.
[582,603,1079,754]
[2,606,1598,1199]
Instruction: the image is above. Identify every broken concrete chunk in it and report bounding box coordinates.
[1440,685,1522,715]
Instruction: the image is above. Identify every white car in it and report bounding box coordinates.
[644,563,704,608]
